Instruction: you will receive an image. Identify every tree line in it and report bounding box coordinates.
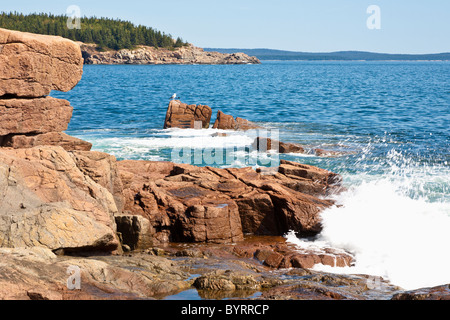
[0,12,188,50]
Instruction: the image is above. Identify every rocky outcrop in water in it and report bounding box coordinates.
[117,159,341,246]
[164,100,212,129]
[212,110,262,130]
[2,239,448,300]
[163,102,355,157]
[164,102,262,131]
[80,43,260,65]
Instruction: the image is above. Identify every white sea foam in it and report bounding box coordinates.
[286,149,450,290]
[85,127,285,166]
[92,128,255,150]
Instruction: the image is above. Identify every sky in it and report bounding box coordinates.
[2,0,450,54]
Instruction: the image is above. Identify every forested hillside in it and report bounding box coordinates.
[0,12,187,50]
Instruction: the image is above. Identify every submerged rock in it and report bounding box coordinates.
[212,110,261,130]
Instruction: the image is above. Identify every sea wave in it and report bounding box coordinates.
[286,148,450,290]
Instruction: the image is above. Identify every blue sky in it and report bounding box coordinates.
[2,0,449,53]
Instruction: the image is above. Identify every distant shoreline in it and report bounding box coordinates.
[204,48,450,62]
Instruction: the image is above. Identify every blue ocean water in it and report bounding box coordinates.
[52,61,450,290]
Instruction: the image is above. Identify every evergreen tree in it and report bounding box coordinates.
[0,11,186,50]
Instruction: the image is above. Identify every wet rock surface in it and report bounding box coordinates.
[0,235,447,300]
[0,28,90,151]
[164,100,212,129]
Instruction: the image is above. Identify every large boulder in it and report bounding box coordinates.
[0,28,83,98]
[0,247,190,300]
[253,137,305,154]
[0,146,120,252]
[164,100,212,129]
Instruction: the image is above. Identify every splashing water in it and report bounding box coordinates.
[287,148,450,290]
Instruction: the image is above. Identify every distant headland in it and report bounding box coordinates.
[0,12,260,65]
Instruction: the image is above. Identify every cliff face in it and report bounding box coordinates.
[80,43,261,65]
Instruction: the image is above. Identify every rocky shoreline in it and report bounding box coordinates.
[0,28,448,300]
[80,43,260,65]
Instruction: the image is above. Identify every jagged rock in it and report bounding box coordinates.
[0,28,83,98]
[212,111,260,130]
[0,146,120,252]
[69,150,124,214]
[180,203,243,243]
[0,97,73,136]
[253,137,305,154]
[235,117,261,130]
[163,100,212,129]
[277,159,341,187]
[0,132,92,151]
[117,158,341,244]
[194,104,213,128]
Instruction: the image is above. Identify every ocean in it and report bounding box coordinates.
[52,61,450,290]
